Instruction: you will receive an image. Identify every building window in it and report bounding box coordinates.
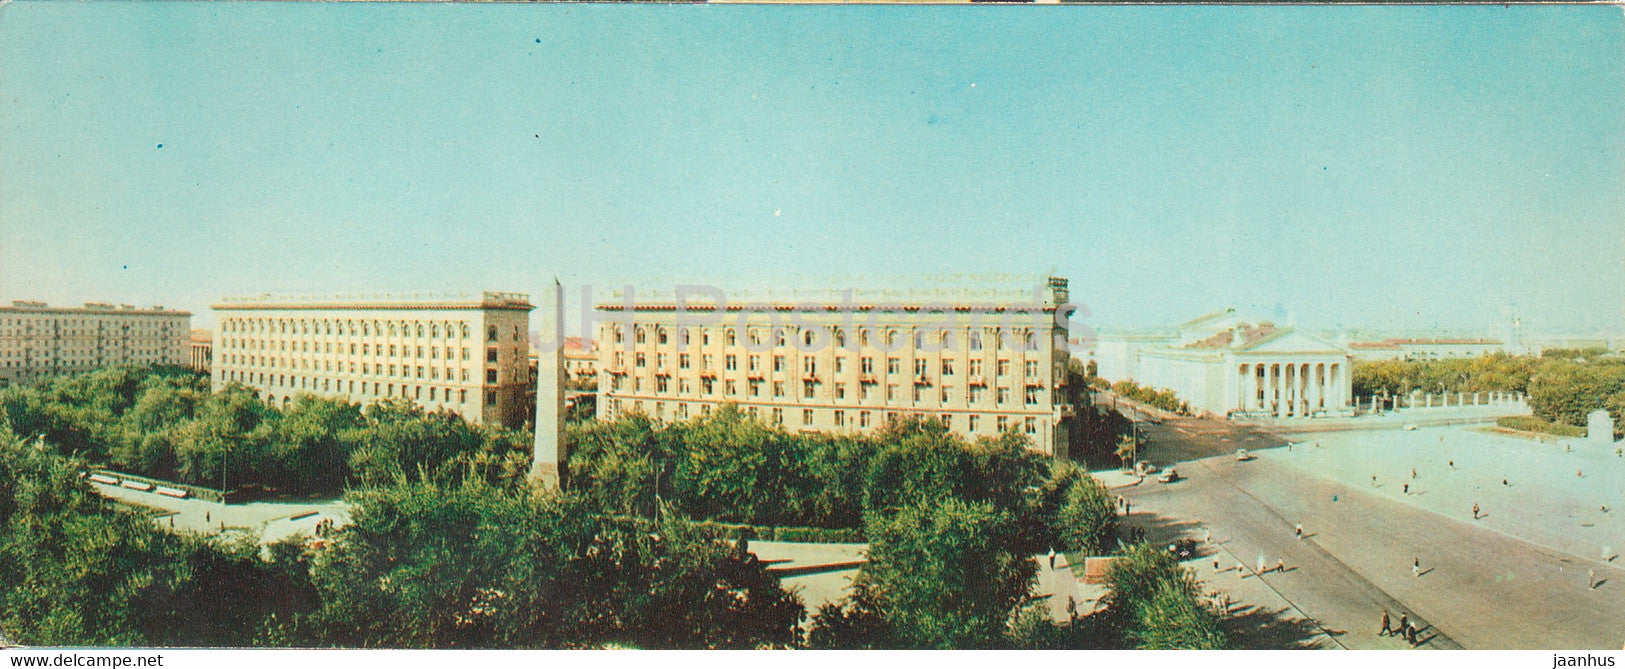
[1024,417,1038,434]
[941,360,954,375]
[487,348,498,363]
[773,381,785,398]
[772,355,784,372]
[859,411,871,427]
[968,415,980,432]
[1026,387,1040,405]
[835,383,846,400]
[802,409,813,425]
[997,387,1010,405]
[834,409,845,426]
[997,416,1009,432]
[997,360,1010,376]
[487,390,498,404]
[486,369,498,383]
[679,354,690,369]
[803,381,815,399]
[726,354,738,371]
[1025,360,1039,377]
[914,359,927,376]
[725,380,737,395]
[771,407,783,425]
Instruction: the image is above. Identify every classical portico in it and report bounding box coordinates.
[1102,311,1355,419]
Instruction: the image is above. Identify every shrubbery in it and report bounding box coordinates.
[1496,415,1588,438]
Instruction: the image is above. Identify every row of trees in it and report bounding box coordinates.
[0,367,532,497]
[1104,380,1186,414]
[565,408,1119,553]
[1352,353,1625,437]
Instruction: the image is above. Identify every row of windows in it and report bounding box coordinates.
[609,376,1046,405]
[611,324,1048,351]
[615,352,1047,377]
[226,370,502,405]
[222,317,520,344]
[606,399,1043,434]
[223,338,486,360]
[222,354,492,382]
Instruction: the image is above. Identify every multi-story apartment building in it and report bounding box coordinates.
[562,337,597,385]
[595,278,1074,457]
[0,300,190,387]
[211,292,533,428]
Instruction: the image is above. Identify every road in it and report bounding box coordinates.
[1114,419,1625,649]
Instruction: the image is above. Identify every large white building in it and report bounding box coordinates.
[0,300,190,387]
[594,278,1076,457]
[211,292,533,427]
[1097,309,1355,419]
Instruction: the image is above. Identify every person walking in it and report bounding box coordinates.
[1276,558,1285,573]
[1379,609,1391,637]
[1413,557,1421,577]
[1411,467,1417,479]
[1402,483,1409,494]
[1372,475,1378,487]
[1295,524,1303,540]
[1048,546,1057,570]
[1472,503,1480,520]
[1397,612,1408,638]
[1406,622,1418,645]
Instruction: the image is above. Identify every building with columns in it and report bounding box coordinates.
[211,292,533,428]
[593,277,1075,457]
[1098,309,1354,419]
[0,300,191,387]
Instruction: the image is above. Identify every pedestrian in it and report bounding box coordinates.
[1448,459,1455,468]
[1214,558,1222,571]
[1411,467,1417,479]
[1276,558,1285,573]
[1402,483,1409,494]
[1371,475,1378,487]
[1413,557,1421,577]
[1398,612,1408,637]
[1503,478,1509,486]
[1238,560,1247,577]
[1379,609,1391,636]
[1203,528,1212,544]
[1048,546,1057,570]
[1407,622,1418,645]
[1577,469,1584,478]
[168,516,174,528]
[1125,501,1132,516]
[205,511,211,522]
[1472,503,1480,520]
[1295,524,1303,540]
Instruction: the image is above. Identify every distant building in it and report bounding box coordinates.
[1348,338,1504,361]
[210,292,533,428]
[1096,308,1355,419]
[563,336,597,384]
[0,300,190,387]
[595,278,1075,457]
[189,329,213,374]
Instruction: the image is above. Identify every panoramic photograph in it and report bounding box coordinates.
[1,0,1622,659]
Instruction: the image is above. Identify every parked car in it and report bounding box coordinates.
[1134,460,1160,476]
[1236,448,1253,461]
[1158,467,1180,483]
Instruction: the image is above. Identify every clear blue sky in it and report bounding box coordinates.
[3,3,1621,336]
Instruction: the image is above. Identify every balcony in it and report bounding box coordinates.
[802,373,819,383]
[969,375,987,387]
[699,369,718,379]
[858,374,878,384]
[914,375,931,386]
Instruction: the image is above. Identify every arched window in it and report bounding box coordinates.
[389,323,398,337]
[725,329,737,346]
[431,324,439,338]
[635,326,646,344]
[416,324,424,338]
[657,327,668,345]
[833,327,846,348]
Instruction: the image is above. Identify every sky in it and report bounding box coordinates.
[2,2,1622,338]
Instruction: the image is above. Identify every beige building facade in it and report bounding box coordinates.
[594,278,1075,457]
[211,292,533,427]
[0,300,190,387]
[189,329,213,374]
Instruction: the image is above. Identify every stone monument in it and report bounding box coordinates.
[1588,409,1615,446]
[531,279,568,488]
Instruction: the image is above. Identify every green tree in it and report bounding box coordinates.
[809,498,1034,649]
